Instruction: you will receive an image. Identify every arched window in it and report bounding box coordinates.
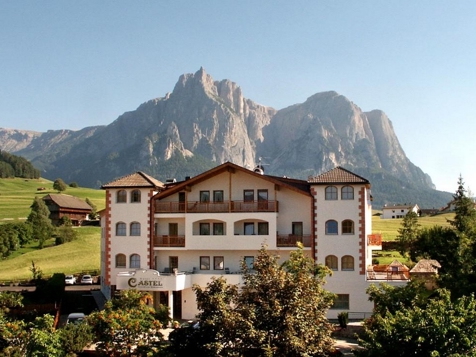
[325,255,338,270]
[325,186,338,200]
[342,186,354,200]
[115,254,126,268]
[341,255,354,271]
[117,190,127,203]
[130,222,141,236]
[131,190,141,203]
[325,220,338,234]
[130,254,141,268]
[342,220,354,234]
[116,222,126,236]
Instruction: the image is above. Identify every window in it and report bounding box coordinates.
[342,220,354,234]
[213,190,224,202]
[257,189,268,210]
[325,255,338,270]
[292,222,303,236]
[342,255,354,271]
[258,222,269,235]
[213,222,224,235]
[244,222,254,235]
[115,254,126,268]
[244,256,254,270]
[200,256,210,270]
[169,223,178,236]
[244,190,254,202]
[341,186,354,200]
[325,220,338,234]
[117,190,127,203]
[200,191,210,203]
[169,256,178,270]
[331,294,350,309]
[116,222,126,236]
[131,189,141,203]
[200,223,210,235]
[214,256,224,270]
[130,254,141,268]
[130,222,141,236]
[325,186,338,200]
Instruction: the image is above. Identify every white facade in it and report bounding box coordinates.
[381,204,420,219]
[100,163,403,321]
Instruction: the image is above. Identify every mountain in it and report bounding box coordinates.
[0,68,452,208]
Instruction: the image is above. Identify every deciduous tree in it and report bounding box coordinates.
[27,197,54,249]
[52,178,67,193]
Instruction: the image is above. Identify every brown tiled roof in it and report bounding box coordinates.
[101,172,164,189]
[307,166,369,184]
[410,259,441,273]
[43,194,92,210]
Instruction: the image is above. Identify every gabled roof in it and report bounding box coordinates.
[383,204,419,210]
[43,194,92,211]
[386,260,409,272]
[101,172,164,189]
[153,161,312,200]
[410,259,441,273]
[307,166,369,184]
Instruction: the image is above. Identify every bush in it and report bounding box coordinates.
[338,312,348,328]
[69,182,78,188]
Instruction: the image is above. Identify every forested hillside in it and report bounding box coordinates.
[0,151,40,179]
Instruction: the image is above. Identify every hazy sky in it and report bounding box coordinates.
[1,1,475,194]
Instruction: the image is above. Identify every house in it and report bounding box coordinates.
[381,203,420,219]
[410,259,441,290]
[99,163,406,321]
[42,194,92,226]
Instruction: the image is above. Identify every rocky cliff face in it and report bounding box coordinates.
[0,68,446,206]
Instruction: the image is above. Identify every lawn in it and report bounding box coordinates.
[0,177,105,221]
[372,212,453,241]
[0,226,101,283]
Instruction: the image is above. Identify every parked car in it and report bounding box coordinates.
[65,275,76,285]
[80,274,93,284]
[66,312,85,324]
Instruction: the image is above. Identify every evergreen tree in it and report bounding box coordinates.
[448,175,476,234]
[27,197,54,249]
[395,211,420,259]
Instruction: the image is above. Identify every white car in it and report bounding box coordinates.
[65,275,76,285]
[80,274,93,284]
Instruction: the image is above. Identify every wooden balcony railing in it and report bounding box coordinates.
[154,200,278,213]
[368,234,382,246]
[276,234,311,248]
[153,235,185,247]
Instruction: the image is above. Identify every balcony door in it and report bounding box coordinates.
[258,189,268,210]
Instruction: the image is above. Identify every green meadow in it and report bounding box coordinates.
[0,177,453,281]
[0,177,104,282]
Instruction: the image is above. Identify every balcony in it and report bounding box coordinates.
[276,234,312,248]
[154,200,278,214]
[367,234,382,246]
[153,235,185,247]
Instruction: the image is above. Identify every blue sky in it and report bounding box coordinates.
[1,1,475,194]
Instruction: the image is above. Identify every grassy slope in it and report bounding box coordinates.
[0,177,105,221]
[0,177,104,282]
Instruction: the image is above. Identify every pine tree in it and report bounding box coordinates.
[27,197,54,249]
[396,211,421,259]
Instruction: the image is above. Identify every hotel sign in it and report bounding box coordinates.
[116,269,164,291]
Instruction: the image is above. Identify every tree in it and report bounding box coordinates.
[395,211,420,259]
[88,289,166,356]
[27,197,54,249]
[185,244,336,356]
[52,178,67,193]
[85,198,99,220]
[448,175,476,235]
[357,288,476,356]
[58,321,93,356]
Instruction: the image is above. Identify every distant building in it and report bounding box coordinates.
[42,193,92,226]
[410,259,441,290]
[381,203,420,219]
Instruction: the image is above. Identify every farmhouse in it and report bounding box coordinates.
[42,193,92,226]
[99,162,407,321]
[381,203,420,219]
